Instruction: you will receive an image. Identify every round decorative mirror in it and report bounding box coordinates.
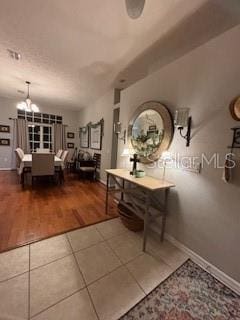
[229,96,240,121]
[128,101,173,163]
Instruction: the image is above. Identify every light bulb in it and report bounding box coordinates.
[25,103,32,112]
[17,101,27,110]
[17,102,24,110]
[31,104,39,113]
[26,98,31,107]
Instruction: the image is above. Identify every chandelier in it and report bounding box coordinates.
[17,81,39,113]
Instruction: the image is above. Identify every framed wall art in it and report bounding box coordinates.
[0,125,10,133]
[67,132,75,139]
[0,138,10,146]
[67,142,74,149]
[80,126,89,148]
[90,119,104,150]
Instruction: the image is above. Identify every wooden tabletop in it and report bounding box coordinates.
[106,169,175,191]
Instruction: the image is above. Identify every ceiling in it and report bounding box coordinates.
[0,0,240,110]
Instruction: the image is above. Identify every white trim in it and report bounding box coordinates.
[165,233,240,295]
[0,168,13,171]
[99,179,106,185]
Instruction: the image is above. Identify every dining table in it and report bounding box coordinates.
[19,154,64,186]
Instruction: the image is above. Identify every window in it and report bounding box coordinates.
[28,125,53,152]
[18,111,62,152]
[18,110,62,124]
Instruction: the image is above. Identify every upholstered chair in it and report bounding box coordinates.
[61,150,69,168]
[32,153,55,185]
[56,149,63,158]
[15,148,25,174]
[15,147,24,160]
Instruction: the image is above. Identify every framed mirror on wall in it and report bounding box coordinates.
[128,101,173,163]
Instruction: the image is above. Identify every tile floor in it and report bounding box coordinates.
[0,218,188,320]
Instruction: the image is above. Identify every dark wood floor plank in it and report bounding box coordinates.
[0,171,118,252]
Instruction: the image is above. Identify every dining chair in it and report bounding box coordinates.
[15,147,24,160]
[36,148,50,153]
[58,150,69,183]
[61,150,69,168]
[32,153,55,186]
[66,148,77,172]
[56,149,63,158]
[77,153,101,181]
[15,148,24,176]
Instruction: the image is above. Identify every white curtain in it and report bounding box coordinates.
[12,119,29,168]
[53,124,66,153]
[15,119,30,153]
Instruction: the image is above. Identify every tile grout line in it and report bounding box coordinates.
[65,232,106,254]
[30,288,85,319]
[29,233,87,318]
[0,228,178,288]
[104,240,147,295]
[0,269,29,284]
[103,236,178,296]
[0,222,181,318]
[66,232,143,288]
[30,252,73,272]
[0,228,137,285]
[0,231,134,285]
[86,264,124,287]
[65,231,100,320]
[48,229,167,292]
[124,263,148,296]
[70,238,146,296]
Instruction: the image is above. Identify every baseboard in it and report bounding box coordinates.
[0,168,13,171]
[165,233,240,295]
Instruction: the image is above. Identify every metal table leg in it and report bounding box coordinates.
[121,179,125,201]
[105,173,109,215]
[143,192,150,252]
[161,188,169,242]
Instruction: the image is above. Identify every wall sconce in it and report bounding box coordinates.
[114,122,126,144]
[174,108,192,147]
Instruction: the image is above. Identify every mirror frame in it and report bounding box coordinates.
[128,101,173,164]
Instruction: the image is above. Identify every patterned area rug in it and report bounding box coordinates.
[120,259,240,320]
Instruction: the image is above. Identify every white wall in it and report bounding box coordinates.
[78,90,114,182]
[118,25,240,282]
[0,96,79,169]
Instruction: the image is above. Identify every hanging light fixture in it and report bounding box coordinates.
[17,81,39,113]
[125,0,145,19]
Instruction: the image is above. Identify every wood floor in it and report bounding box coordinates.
[0,171,118,253]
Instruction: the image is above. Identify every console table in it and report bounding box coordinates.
[105,169,175,251]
